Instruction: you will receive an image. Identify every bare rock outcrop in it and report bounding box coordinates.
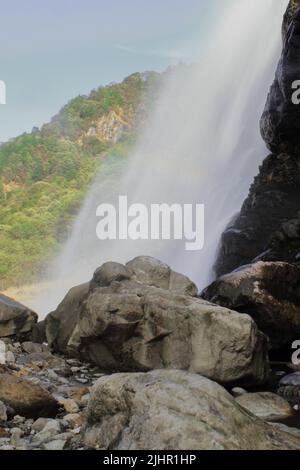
[202,261,300,349]
[45,257,269,387]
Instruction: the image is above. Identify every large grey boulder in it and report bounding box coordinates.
[126,257,198,296]
[0,294,37,339]
[45,256,269,387]
[84,370,300,450]
[202,261,300,349]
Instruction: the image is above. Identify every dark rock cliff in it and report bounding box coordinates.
[215,0,300,277]
[261,0,300,153]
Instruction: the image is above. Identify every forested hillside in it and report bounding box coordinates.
[0,72,160,289]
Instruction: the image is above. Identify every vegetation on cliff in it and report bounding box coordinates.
[0,72,160,289]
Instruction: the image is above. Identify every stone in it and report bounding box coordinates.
[32,418,55,433]
[17,351,66,368]
[66,359,81,366]
[12,415,25,425]
[30,321,46,344]
[54,366,72,378]
[125,256,198,295]
[6,351,15,364]
[84,370,300,450]
[236,392,293,422]
[75,377,89,384]
[0,401,7,421]
[58,377,69,386]
[59,398,79,414]
[65,386,89,402]
[278,372,300,405]
[10,427,25,449]
[215,158,300,277]
[0,341,6,365]
[0,373,59,419]
[47,369,58,380]
[10,427,27,450]
[63,413,84,428]
[0,428,9,438]
[80,394,90,406]
[42,439,67,451]
[0,294,37,339]
[46,283,90,353]
[5,404,16,420]
[44,257,269,387]
[271,422,300,439]
[22,341,48,354]
[42,419,62,435]
[215,2,300,277]
[202,262,300,349]
[7,343,19,355]
[46,258,198,356]
[91,262,131,288]
[280,372,300,387]
[31,423,64,447]
[72,427,81,435]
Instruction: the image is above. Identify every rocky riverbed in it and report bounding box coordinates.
[0,341,99,450]
[0,337,299,450]
[0,256,300,450]
[1,0,300,452]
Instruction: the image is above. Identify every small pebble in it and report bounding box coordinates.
[75,377,88,384]
[0,401,7,422]
[12,415,25,425]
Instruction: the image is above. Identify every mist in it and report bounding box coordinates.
[31,0,287,316]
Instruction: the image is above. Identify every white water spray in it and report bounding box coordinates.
[31,0,287,315]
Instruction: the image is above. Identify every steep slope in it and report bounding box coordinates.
[0,72,160,289]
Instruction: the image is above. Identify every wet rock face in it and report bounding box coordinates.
[0,294,38,339]
[215,1,300,278]
[261,1,300,154]
[45,257,269,387]
[84,370,300,450]
[202,261,300,349]
[215,153,300,277]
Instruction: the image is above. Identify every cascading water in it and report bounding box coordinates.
[31,0,287,315]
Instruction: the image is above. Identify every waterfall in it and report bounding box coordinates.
[31,0,287,315]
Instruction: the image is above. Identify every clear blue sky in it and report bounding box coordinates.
[0,0,221,142]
